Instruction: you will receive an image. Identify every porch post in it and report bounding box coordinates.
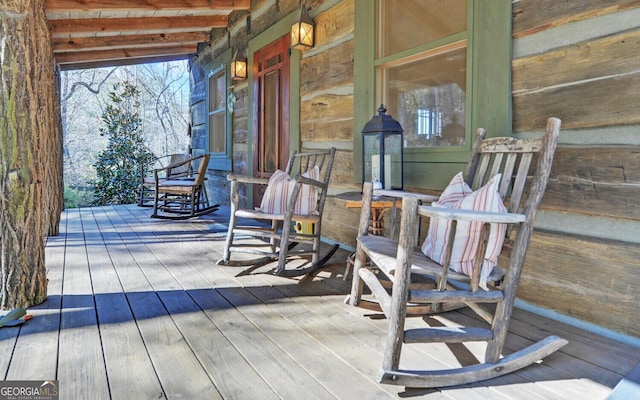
[0,0,60,308]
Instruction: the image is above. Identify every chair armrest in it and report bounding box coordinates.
[417,205,526,224]
[373,189,438,203]
[226,173,270,186]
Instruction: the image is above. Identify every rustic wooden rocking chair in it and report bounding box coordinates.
[349,117,566,387]
[217,148,339,277]
[151,153,219,219]
[139,153,191,207]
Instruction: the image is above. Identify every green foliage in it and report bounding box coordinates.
[63,185,93,209]
[91,82,155,205]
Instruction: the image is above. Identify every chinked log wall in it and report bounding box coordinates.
[511,0,640,338]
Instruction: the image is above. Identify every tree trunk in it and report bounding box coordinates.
[0,0,59,309]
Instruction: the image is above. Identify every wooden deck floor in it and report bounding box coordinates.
[1,204,638,399]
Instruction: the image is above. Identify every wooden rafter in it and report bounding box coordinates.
[55,44,198,63]
[49,15,227,36]
[52,32,211,53]
[44,0,250,12]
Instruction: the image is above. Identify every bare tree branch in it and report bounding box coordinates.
[61,67,118,103]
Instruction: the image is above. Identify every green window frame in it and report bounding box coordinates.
[354,0,512,190]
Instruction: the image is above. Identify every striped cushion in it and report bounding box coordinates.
[421,173,507,290]
[258,166,319,215]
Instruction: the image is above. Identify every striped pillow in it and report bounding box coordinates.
[438,171,472,203]
[258,166,320,215]
[421,173,507,290]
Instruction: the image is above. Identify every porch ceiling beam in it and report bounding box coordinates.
[55,44,197,66]
[44,0,250,12]
[52,32,211,53]
[49,15,228,36]
[58,54,192,71]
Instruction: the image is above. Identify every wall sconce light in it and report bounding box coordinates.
[230,48,247,81]
[291,4,315,49]
[362,105,404,190]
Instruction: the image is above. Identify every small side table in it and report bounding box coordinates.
[338,191,397,236]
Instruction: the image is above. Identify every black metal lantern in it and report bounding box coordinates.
[362,104,404,190]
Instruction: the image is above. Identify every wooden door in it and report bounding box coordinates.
[253,35,290,204]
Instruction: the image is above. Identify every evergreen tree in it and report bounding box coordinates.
[92,82,155,205]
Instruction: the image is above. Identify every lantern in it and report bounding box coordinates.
[291,4,315,49]
[362,104,404,190]
[230,49,247,81]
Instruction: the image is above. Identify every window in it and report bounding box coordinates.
[207,61,232,171]
[208,69,226,153]
[354,0,511,189]
[376,0,468,148]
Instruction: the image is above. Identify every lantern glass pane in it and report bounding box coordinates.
[384,133,402,190]
[291,24,300,46]
[300,22,313,46]
[363,134,381,184]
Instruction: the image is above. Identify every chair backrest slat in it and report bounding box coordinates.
[498,153,518,199]
[472,155,492,190]
[508,152,533,214]
[488,153,504,184]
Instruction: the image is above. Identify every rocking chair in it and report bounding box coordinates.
[139,153,191,207]
[217,148,339,277]
[151,153,219,219]
[349,117,567,387]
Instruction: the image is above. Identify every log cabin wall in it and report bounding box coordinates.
[190,0,358,208]
[190,0,640,339]
[512,0,640,338]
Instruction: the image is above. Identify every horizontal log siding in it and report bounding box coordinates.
[514,231,640,338]
[299,0,356,190]
[512,0,640,38]
[512,0,640,337]
[545,146,640,220]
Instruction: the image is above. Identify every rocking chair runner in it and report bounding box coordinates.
[217,148,339,277]
[151,153,219,219]
[349,117,567,387]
